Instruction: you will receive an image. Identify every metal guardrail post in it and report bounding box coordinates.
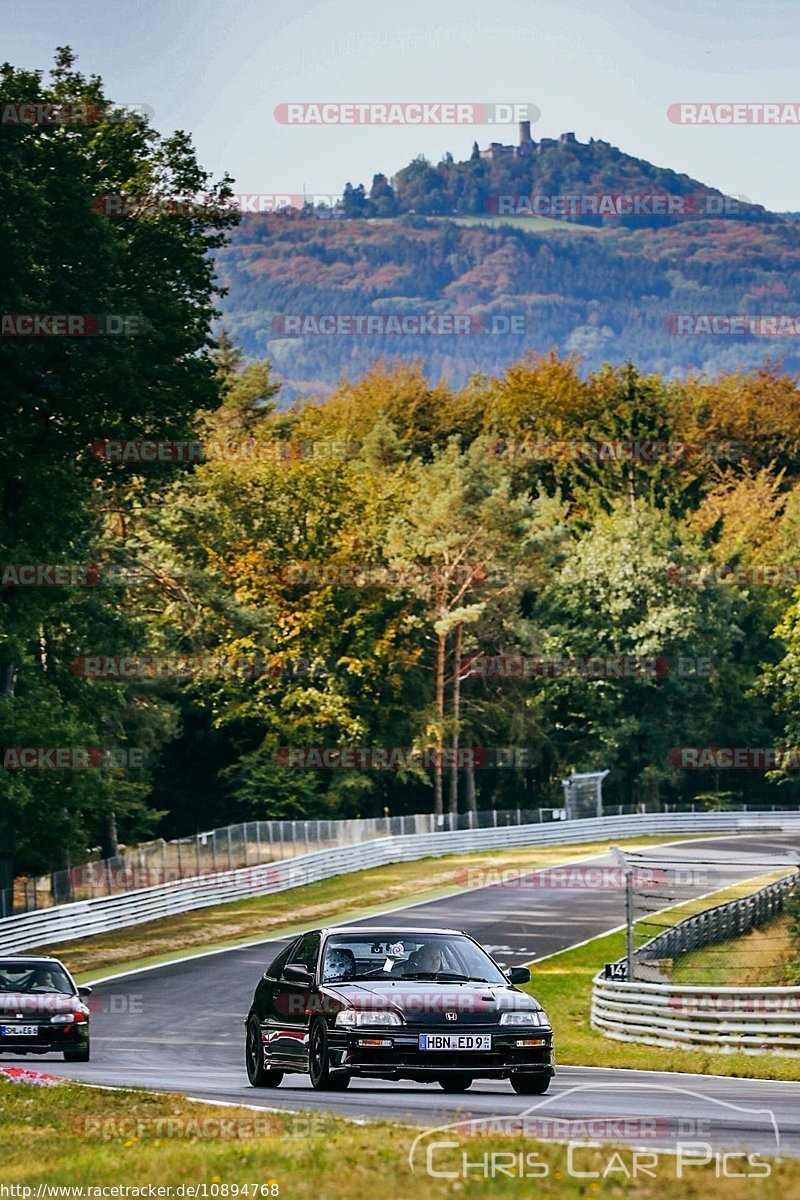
[610,846,635,981]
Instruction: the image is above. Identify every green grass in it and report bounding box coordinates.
[525,873,800,1081]
[435,213,606,233]
[30,835,707,981]
[1,1076,798,1198]
[671,914,799,986]
[378,213,606,234]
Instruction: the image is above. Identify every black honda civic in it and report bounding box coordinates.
[245,926,554,1093]
[0,956,91,1061]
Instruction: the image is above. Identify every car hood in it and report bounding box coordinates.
[0,992,80,1017]
[323,980,545,1026]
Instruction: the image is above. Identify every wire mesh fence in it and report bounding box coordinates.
[11,806,555,913]
[620,846,800,984]
[10,800,800,918]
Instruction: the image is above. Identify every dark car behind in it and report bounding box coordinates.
[0,956,91,1061]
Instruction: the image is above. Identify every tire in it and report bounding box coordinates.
[246,1018,283,1088]
[510,1073,551,1095]
[438,1074,473,1093]
[63,1045,90,1063]
[308,1020,350,1091]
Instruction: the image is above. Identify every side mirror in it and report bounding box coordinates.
[283,963,313,985]
[77,985,93,997]
[506,967,531,985]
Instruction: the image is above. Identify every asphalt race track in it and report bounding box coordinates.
[9,831,800,1158]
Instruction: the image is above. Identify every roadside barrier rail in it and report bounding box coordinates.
[592,867,800,1055]
[2,810,799,953]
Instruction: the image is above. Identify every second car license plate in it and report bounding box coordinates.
[419,1034,491,1051]
[1,1025,37,1036]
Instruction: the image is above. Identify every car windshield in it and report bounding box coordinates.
[321,933,507,984]
[0,962,74,994]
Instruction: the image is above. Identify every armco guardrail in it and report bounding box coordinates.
[592,978,800,1056]
[592,870,800,1055]
[2,811,800,954]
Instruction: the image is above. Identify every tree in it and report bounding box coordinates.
[212,329,243,380]
[385,438,566,815]
[0,47,237,907]
[342,182,367,218]
[368,173,397,217]
[536,501,774,806]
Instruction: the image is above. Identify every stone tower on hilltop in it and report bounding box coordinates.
[479,126,580,161]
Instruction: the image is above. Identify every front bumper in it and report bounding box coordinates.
[0,1019,89,1055]
[327,1024,555,1079]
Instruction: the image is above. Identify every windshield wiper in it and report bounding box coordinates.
[399,972,491,982]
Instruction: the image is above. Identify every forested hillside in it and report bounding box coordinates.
[350,134,773,225]
[217,211,800,399]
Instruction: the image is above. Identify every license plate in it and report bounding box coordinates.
[419,1034,491,1051]
[1,1025,37,1036]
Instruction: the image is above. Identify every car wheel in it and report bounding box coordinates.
[63,1045,90,1063]
[308,1020,350,1090]
[510,1073,551,1095]
[438,1074,473,1092]
[246,1018,283,1088]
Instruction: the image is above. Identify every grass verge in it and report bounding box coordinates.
[1,1075,797,1197]
[671,914,798,986]
[32,835,705,981]
[525,873,800,1081]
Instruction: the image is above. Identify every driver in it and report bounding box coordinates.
[406,942,442,974]
[32,968,55,990]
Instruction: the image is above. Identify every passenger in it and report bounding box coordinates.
[324,947,356,981]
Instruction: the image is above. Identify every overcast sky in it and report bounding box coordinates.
[4,0,799,211]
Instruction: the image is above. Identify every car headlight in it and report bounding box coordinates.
[335,1010,402,1027]
[50,1014,76,1024]
[499,1010,548,1027]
